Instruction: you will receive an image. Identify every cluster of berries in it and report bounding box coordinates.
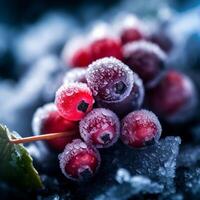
[32,14,197,181]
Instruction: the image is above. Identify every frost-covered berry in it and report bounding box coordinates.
[98,73,144,117]
[86,57,134,102]
[89,38,123,61]
[32,103,79,151]
[121,109,162,148]
[79,108,120,148]
[147,70,197,122]
[59,139,100,181]
[55,82,94,121]
[63,68,87,84]
[115,14,147,45]
[62,36,92,68]
[123,41,166,86]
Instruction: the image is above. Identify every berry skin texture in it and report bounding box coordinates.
[59,139,100,181]
[55,82,94,121]
[147,70,197,122]
[79,108,120,148]
[32,103,79,151]
[89,38,123,61]
[97,73,144,117]
[121,109,162,148]
[123,41,166,86]
[86,57,134,102]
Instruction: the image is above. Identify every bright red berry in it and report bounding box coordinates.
[32,103,79,151]
[147,70,197,122]
[86,57,134,102]
[121,109,162,148]
[59,139,100,181]
[55,82,94,121]
[89,38,123,61]
[63,68,87,84]
[79,108,120,148]
[123,41,166,86]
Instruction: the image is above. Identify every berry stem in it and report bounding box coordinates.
[9,131,75,144]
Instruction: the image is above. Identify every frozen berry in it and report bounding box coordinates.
[86,57,134,102]
[114,14,147,45]
[32,103,79,151]
[89,38,123,61]
[121,109,162,148]
[123,41,166,86]
[59,139,100,181]
[148,31,173,53]
[55,82,94,121]
[79,108,120,148]
[98,73,144,117]
[147,70,197,122]
[62,37,92,68]
[63,68,87,84]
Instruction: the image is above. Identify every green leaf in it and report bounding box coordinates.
[0,124,43,189]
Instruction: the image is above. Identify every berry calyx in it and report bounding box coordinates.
[32,103,79,151]
[59,139,100,181]
[121,109,162,148]
[55,82,94,121]
[79,108,120,148]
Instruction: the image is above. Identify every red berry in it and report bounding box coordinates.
[59,139,100,181]
[121,28,144,45]
[121,109,162,148]
[63,68,87,84]
[55,82,94,121]
[89,38,123,61]
[147,70,197,122]
[115,14,146,45]
[79,108,120,148]
[123,41,166,86]
[62,37,92,68]
[86,57,134,102]
[32,103,79,151]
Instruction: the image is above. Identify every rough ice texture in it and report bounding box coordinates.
[75,136,181,199]
[94,169,164,200]
[123,40,167,61]
[32,103,56,135]
[176,167,200,198]
[177,145,200,168]
[63,68,87,84]
[79,108,120,148]
[86,57,134,102]
[58,139,101,181]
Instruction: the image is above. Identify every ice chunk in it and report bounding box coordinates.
[94,168,163,200]
[177,167,200,198]
[177,145,200,168]
[75,137,180,200]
